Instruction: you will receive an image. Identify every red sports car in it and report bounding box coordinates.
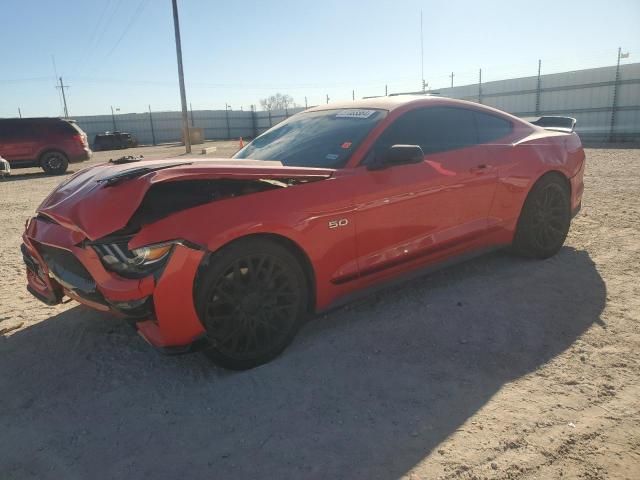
[22,96,585,369]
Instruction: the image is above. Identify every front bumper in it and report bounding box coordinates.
[22,216,206,350]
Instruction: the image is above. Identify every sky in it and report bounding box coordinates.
[1,0,639,118]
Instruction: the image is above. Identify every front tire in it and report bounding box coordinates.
[512,174,571,259]
[40,151,69,175]
[195,238,309,370]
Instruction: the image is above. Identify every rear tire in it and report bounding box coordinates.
[512,174,571,259]
[195,238,309,370]
[40,151,69,175]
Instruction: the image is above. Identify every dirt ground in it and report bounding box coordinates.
[1,144,638,479]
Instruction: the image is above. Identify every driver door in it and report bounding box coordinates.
[349,106,497,285]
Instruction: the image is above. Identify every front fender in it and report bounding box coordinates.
[129,183,359,310]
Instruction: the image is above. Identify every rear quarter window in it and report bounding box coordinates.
[48,121,80,136]
[474,112,512,144]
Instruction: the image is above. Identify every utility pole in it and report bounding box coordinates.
[326,94,329,104]
[56,76,70,117]
[385,84,388,96]
[225,103,231,139]
[18,107,22,118]
[110,106,118,131]
[449,72,454,88]
[352,89,355,101]
[478,68,483,104]
[172,0,191,153]
[250,104,258,138]
[610,47,623,143]
[148,105,156,145]
[420,10,425,92]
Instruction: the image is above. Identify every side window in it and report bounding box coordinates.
[0,121,24,140]
[474,112,512,144]
[47,121,76,136]
[373,107,478,157]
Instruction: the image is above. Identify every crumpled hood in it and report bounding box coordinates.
[37,158,334,240]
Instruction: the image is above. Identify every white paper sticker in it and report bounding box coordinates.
[335,109,376,119]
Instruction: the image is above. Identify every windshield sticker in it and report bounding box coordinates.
[335,109,376,119]
[325,153,339,160]
[341,141,352,149]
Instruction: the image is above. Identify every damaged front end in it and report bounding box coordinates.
[22,158,333,351]
[126,177,288,230]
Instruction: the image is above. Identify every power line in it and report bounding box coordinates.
[77,0,124,74]
[0,76,51,84]
[94,0,125,51]
[74,0,112,73]
[103,0,150,59]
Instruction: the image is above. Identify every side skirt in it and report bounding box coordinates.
[317,244,507,315]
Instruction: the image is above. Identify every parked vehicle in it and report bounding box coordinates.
[93,131,138,151]
[0,155,10,178]
[0,118,91,174]
[22,96,585,369]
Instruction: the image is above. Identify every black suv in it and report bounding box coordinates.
[93,131,138,151]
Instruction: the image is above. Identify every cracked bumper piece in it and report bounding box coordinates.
[22,217,207,351]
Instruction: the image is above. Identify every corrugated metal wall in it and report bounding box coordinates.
[432,63,640,142]
[74,107,305,147]
[72,63,640,146]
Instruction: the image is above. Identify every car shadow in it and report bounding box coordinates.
[0,247,605,480]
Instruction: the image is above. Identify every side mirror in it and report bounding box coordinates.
[367,144,424,170]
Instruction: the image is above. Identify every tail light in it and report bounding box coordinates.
[73,133,88,147]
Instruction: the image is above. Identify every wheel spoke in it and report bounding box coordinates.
[203,251,300,360]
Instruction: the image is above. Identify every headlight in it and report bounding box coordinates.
[92,240,175,278]
[130,244,173,265]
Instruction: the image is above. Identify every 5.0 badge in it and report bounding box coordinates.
[328,218,349,229]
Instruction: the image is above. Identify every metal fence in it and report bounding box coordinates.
[403,62,640,143]
[72,63,640,146]
[74,107,306,147]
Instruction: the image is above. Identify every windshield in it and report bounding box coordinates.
[233,109,386,168]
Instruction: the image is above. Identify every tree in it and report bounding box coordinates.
[259,93,297,111]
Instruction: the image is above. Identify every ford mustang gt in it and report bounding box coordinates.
[22,96,585,369]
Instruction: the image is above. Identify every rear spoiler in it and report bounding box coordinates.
[527,116,577,133]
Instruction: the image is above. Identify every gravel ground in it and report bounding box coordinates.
[1,144,638,479]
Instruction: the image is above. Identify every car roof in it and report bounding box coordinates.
[306,94,486,112]
[306,94,530,126]
[306,95,431,112]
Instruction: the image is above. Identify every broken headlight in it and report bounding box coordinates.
[92,240,174,278]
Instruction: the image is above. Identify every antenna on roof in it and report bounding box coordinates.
[420,10,425,92]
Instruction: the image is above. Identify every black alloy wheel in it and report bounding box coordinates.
[196,238,308,370]
[512,174,571,259]
[40,151,69,175]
